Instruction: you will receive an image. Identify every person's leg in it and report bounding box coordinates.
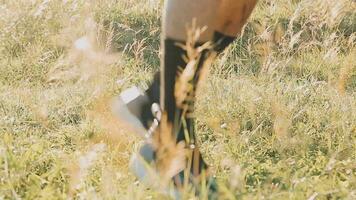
[163,0,219,42]
[215,0,258,37]
[118,0,258,197]
[158,0,258,181]
[159,1,220,184]
[158,0,259,116]
[123,1,221,189]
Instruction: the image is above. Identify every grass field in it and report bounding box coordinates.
[0,0,355,199]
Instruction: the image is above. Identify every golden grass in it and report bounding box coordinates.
[0,0,355,199]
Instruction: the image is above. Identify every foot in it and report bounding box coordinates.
[112,86,218,199]
[111,86,160,138]
[130,143,218,200]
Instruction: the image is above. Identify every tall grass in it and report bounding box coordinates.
[0,0,355,199]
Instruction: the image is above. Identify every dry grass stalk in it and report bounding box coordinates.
[337,49,355,95]
[47,17,118,85]
[175,20,213,112]
[67,143,107,197]
[272,101,291,142]
[154,113,187,186]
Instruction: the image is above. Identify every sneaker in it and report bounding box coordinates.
[130,143,219,200]
[112,86,218,199]
[130,143,182,199]
[111,86,160,138]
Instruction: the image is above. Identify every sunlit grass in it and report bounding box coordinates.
[0,0,355,199]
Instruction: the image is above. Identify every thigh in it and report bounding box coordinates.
[163,0,220,42]
[215,0,258,36]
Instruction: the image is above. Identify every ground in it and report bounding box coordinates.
[0,0,355,199]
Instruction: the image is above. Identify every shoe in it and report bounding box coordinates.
[130,143,182,199]
[130,143,219,200]
[112,86,218,199]
[111,86,160,138]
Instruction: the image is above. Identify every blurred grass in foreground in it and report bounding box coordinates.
[0,0,355,199]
